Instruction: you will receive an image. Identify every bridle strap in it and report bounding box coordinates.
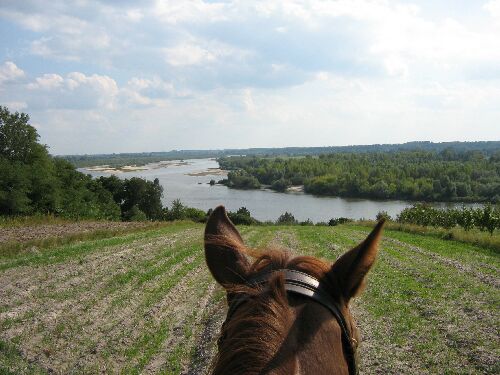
[220,269,359,375]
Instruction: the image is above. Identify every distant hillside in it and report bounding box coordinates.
[62,141,500,167]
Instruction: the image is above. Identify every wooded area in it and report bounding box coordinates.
[219,150,500,202]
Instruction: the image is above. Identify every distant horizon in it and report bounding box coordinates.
[58,139,500,157]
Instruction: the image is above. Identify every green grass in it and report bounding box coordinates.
[355,220,500,252]
[0,221,498,374]
[0,214,75,228]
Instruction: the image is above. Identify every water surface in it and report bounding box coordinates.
[81,158,478,222]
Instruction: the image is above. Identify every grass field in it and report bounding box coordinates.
[0,222,498,374]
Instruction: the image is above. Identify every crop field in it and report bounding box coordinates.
[0,222,498,374]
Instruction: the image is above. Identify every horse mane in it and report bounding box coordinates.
[208,238,334,375]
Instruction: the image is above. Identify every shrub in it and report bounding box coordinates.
[271,178,291,192]
[376,210,392,221]
[123,205,147,221]
[228,207,259,225]
[328,217,352,226]
[276,212,297,225]
[300,219,313,226]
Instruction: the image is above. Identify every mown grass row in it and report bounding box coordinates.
[0,222,498,374]
[293,225,499,374]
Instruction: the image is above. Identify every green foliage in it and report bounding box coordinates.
[271,177,291,192]
[0,107,121,220]
[123,205,148,221]
[62,141,500,168]
[223,170,261,189]
[0,106,44,163]
[276,212,297,225]
[328,217,352,226]
[227,207,260,225]
[53,158,121,220]
[164,199,186,221]
[121,177,163,220]
[184,207,207,222]
[397,204,500,235]
[218,149,500,202]
[376,211,392,221]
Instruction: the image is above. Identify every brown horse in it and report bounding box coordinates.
[205,206,384,375]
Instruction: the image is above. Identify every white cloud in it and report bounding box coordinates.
[27,73,64,90]
[25,72,118,110]
[164,39,251,67]
[2,101,27,111]
[484,0,500,19]
[0,61,25,84]
[1,1,500,153]
[120,77,177,107]
[164,44,216,66]
[153,0,227,24]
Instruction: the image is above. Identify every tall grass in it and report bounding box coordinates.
[0,214,78,228]
[354,220,500,252]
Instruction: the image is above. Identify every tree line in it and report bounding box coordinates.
[63,140,500,168]
[218,150,500,202]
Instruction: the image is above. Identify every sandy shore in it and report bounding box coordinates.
[186,168,227,177]
[85,160,190,173]
[286,185,304,193]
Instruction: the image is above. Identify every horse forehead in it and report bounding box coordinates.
[289,295,346,337]
[288,299,351,374]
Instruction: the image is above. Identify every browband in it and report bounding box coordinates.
[220,269,359,375]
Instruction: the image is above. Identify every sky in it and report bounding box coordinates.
[0,0,499,155]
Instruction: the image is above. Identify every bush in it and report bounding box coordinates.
[227,207,259,225]
[164,199,186,221]
[328,217,352,226]
[397,204,499,234]
[184,207,207,222]
[226,171,261,189]
[271,178,291,192]
[123,205,147,221]
[276,212,298,225]
[376,210,392,221]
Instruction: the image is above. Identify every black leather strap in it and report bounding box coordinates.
[280,270,358,375]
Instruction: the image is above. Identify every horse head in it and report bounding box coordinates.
[205,205,384,375]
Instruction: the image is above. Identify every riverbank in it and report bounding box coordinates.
[84,160,191,173]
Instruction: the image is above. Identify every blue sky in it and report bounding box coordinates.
[0,0,499,155]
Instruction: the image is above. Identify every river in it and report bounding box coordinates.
[81,158,479,222]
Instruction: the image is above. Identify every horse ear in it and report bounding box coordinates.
[329,220,385,301]
[204,205,249,287]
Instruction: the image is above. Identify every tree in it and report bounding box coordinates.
[0,106,58,214]
[165,199,186,220]
[0,106,45,163]
[120,177,163,220]
[228,207,257,225]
